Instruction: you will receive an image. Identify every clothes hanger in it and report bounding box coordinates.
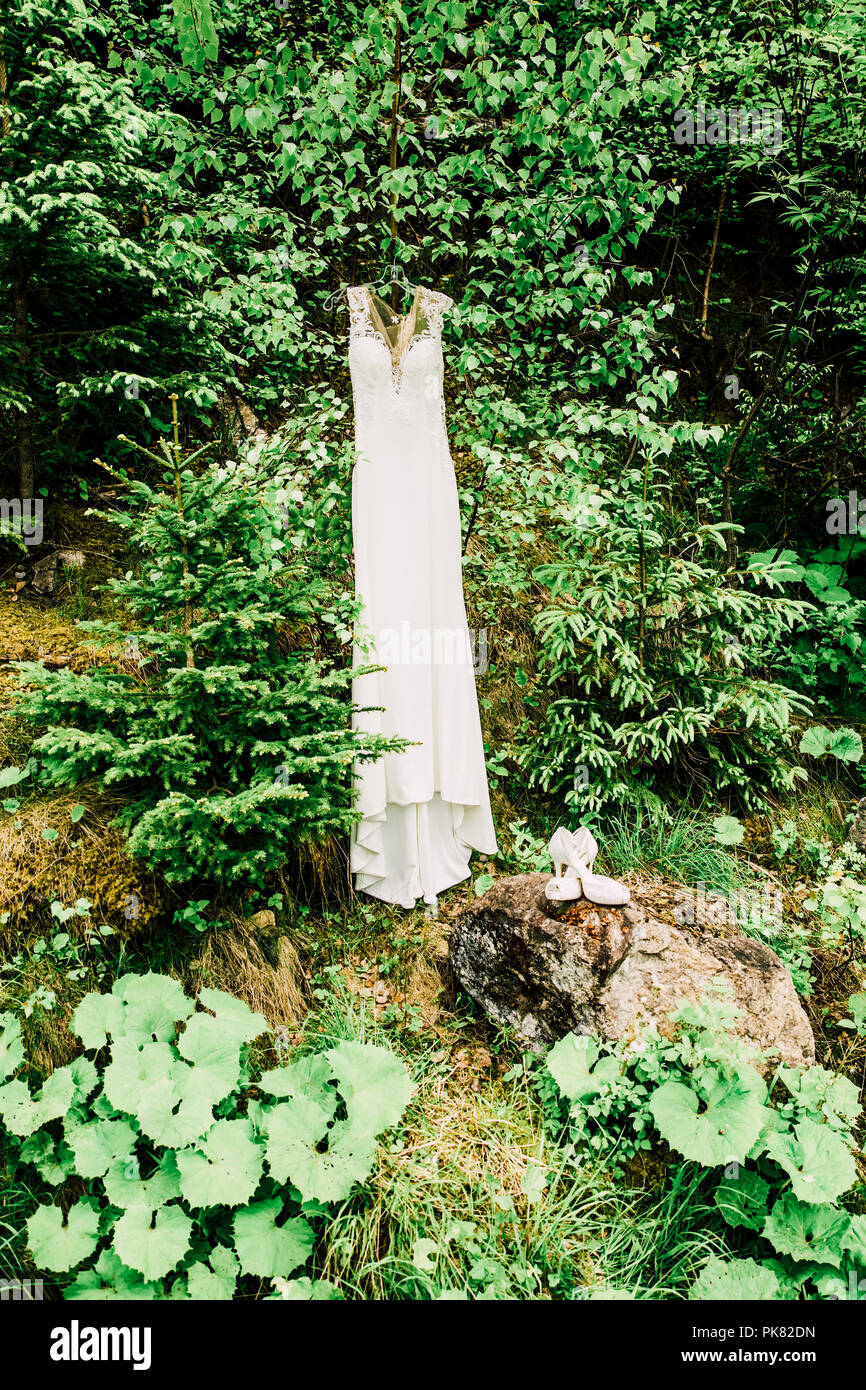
[323,254,419,315]
[323,282,351,312]
[367,257,419,315]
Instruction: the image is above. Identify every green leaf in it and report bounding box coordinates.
[546,1033,615,1101]
[712,815,744,846]
[690,1256,785,1300]
[762,1193,850,1267]
[136,1066,216,1148]
[27,1198,101,1272]
[0,1066,75,1136]
[0,1012,24,1080]
[412,1237,439,1271]
[0,1078,42,1134]
[65,1249,162,1301]
[799,725,834,758]
[764,1116,856,1203]
[648,1071,767,1166]
[112,1204,193,1281]
[176,1119,263,1208]
[826,728,863,763]
[175,1013,242,1104]
[72,991,125,1049]
[326,1041,414,1138]
[197,988,269,1045]
[0,764,29,789]
[70,804,85,823]
[185,1245,239,1300]
[20,1132,75,1185]
[232,1199,314,1278]
[102,1151,182,1210]
[520,1159,549,1205]
[103,1039,177,1115]
[38,1064,77,1121]
[112,972,195,1044]
[172,0,219,69]
[778,1065,861,1129]
[265,1100,379,1203]
[258,1053,337,1118]
[66,1117,138,1179]
[271,1275,343,1300]
[840,1212,866,1263]
[713,1169,771,1231]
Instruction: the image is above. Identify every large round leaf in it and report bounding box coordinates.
[762,1193,851,1267]
[0,1066,76,1136]
[545,1033,608,1102]
[197,988,269,1045]
[176,1119,263,1208]
[264,1096,378,1203]
[690,1256,786,1300]
[102,1150,182,1210]
[175,1013,242,1106]
[112,972,195,1044]
[27,1198,100,1272]
[103,1039,176,1115]
[65,1250,162,1301]
[136,1068,215,1148]
[67,1117,138,1179]
[112,1204,193,1281]
[648,1073,767,1166]
[325,1040,414,1137]
[764,1116,856,1204]
[185,1246,239,1300]
[713,1168,771,1231]
[72,992,125,1050]
[232,1198,314,1278]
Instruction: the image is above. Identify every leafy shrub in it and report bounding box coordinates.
[517,469,813,818]
[749,545,866,712]
[13,426,405,890]
[804,841,866,955]
[0,971,413,1299]
[533,996,865,1300]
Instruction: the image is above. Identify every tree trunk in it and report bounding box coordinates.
[11,261,36,499]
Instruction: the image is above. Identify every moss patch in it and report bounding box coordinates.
[0,784,163,939]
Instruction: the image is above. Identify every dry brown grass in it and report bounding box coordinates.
[180,911,308,1032]
[0,595,100,671]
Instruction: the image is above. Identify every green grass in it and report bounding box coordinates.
[0,1150,42,1289]
[598,804,751,891]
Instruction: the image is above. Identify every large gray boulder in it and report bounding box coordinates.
[449,873,815,1071]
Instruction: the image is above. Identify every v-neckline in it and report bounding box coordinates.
[365,285,422,364]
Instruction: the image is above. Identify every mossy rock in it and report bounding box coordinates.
[0,785,163,938]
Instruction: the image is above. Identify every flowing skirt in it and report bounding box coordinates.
[349,429,497,909]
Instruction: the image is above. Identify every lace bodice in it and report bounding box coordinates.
[348,283,454,450]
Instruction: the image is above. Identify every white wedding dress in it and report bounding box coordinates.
[347,283,497,908]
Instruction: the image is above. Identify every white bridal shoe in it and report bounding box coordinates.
[545,826,630,907]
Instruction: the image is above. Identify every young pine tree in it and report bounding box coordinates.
[14,405,405,891]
